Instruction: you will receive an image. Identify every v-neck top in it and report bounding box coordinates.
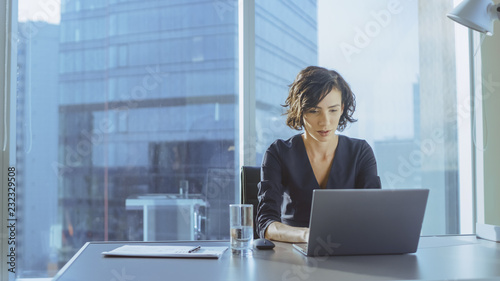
[256,134,381,238]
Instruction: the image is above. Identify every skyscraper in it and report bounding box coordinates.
[53,0,317,271]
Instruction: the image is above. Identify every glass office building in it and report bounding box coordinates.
[16,0,317,276]
[13,0,472,278]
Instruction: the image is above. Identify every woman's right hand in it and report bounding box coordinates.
[264,221,309,243]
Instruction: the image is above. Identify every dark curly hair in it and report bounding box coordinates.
[283,66,357,132]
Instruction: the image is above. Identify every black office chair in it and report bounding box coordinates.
[240,166,261,238]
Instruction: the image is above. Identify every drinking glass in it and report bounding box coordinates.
[229,204,253,255]
[179,180,188,198]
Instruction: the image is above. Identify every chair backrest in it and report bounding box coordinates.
[240,166,261,238]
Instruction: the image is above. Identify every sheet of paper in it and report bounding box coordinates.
[102,245,228,259]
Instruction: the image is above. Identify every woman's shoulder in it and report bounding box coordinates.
[338,135,371,150]
[263,134,305,165]
[267,134,303,152]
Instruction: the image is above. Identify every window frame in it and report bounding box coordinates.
[0,0,490,279]
[471,31,485,229]
[238,0,256,169]
[1,1,17,280]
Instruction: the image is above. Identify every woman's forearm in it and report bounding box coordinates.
[264,221,309,243]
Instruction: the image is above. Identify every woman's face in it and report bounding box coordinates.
[302,89,343,143]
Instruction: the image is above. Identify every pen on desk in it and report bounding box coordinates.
[188,246,201,253]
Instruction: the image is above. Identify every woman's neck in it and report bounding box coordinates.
[301,133,339,160]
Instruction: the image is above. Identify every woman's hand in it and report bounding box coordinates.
[264,221,309,243]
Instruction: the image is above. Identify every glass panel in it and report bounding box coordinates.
[255,0,473,235]
[254,0,317,163]
[13,0,475,278]
[16,0,238,278]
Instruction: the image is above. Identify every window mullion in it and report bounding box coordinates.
[238,0,256,170]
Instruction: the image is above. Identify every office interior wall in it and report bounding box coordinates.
[481,5,500,226]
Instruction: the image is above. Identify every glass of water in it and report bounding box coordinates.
[229,204,253,255]
[179,180,189,198]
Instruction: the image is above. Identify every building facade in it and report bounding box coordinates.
[16,0,318,276]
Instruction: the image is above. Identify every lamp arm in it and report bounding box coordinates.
[489,3,500,21]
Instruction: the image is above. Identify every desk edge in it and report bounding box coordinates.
[52,242,91,280]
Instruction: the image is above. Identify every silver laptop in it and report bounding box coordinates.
[293,189,429,256]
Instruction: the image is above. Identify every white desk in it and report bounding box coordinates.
[125,194,207,241]
[53,235,500,281]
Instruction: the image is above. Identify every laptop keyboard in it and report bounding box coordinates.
[292,243,308,255]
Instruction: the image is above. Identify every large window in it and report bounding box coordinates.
[313,0,473,235]
[318,0,473,235]
[3,0,473,279]
[16,0,240,277]
[254,0,473,235]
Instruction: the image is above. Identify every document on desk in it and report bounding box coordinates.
[102,245,228,259]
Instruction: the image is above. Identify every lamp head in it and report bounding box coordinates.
[447,0,500,36]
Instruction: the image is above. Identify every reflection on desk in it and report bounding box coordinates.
[126,194,207,241]
[53,235,500,281]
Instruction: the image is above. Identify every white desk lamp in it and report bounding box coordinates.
[447,0,500,35]
[448,0,500,242]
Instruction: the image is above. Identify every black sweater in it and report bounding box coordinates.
[256,134,382,238]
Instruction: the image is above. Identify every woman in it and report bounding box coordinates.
[256,66,381,243]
